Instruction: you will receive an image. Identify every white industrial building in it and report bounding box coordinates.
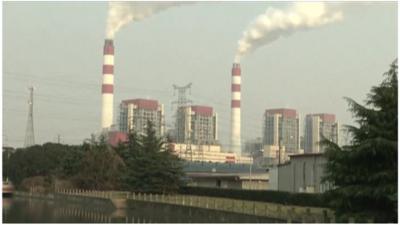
[304,113,339,153]
[175,105,218,145]
[119,98,164,137]
[184,161,268,190]
[263,108,300,154]
[268,153,332,193]
[170,143,253,164]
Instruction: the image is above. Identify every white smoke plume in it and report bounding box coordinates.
[106,1,186,39]
[234,2,343,62]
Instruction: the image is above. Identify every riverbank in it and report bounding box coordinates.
[4,195,282,223]
[14,190,334,223]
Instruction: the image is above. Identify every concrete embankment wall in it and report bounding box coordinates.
[127,192,333,223]
[14,190,334,223]
[14,191,115,210]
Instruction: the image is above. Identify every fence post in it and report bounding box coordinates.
[253,202,256,215]
[264,203,268,217]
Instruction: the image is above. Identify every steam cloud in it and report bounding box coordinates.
[106,1,186,39]
[234,2,343,62]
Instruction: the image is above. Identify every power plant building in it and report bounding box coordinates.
[170,143,253,164]
[175,105,218,145]
[304,113,339,153]
[263,108,300,154]
[119,98,164,137]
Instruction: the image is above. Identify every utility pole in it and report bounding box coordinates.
[172,83,192,160]
[57,134,61,144]
[249,162,252,190]
[278,138,282,165]
[24,86,35,148]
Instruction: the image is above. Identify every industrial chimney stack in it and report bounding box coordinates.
[231,63,241,154]
[101,39,114,129]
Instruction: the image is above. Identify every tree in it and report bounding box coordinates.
[74,135,125,190]
[7,143,67,186]
[322,60,397,222]
[3,148,14,180]
[118,121,184,193]
[116,131,142,190]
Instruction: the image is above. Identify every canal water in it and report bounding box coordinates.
[3,196,284,223]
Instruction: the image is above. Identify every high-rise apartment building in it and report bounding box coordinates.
[175,105,218,145]
[119,98,164,137]
[304,113,339,153]
[263,108,300,154]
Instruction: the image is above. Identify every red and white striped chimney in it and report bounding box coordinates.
[231,63,241,154]
[101,39,114,129]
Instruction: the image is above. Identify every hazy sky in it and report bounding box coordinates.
[3,2,397,148]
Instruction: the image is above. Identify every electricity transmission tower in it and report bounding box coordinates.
[172,83,193,160]
[24,86,35,147]
[172,83,192,107]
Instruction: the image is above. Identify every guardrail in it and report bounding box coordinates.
[55,189,129,199]
[15,189,375,223]
[52,189,332,222]
[130,192,334,222]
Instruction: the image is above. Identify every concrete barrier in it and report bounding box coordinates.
[15,189,365,222]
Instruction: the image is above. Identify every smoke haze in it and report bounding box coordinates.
[235,2,343,62]
[106,1,186,39]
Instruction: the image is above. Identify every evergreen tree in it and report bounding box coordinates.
[322,60,397,222]
[119,120,184,193]
[75,135,125,190]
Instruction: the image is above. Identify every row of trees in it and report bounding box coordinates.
[3,122,184,194]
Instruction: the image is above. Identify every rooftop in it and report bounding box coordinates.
[183,161,266,173]
[121,98,159,110]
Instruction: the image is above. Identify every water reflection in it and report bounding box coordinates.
[3,196,283,223]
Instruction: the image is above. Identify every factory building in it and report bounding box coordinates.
[175,105,218,145]
[268,153,332,193]
[184,161,268,190]
[119,98,164,137]
[170,143,252,164]
[263,108,300,154]
[304,113,339,153]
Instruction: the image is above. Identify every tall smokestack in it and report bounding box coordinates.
[101,39,114,129]
[231,63,241,154]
